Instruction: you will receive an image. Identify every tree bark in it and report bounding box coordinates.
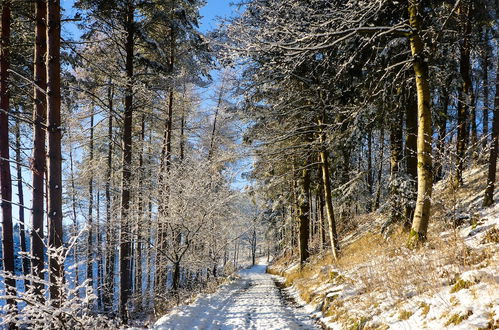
[0,0,16,308]
[119,2,135,322]
[87,107,94,288]
[46,0,64,305]
[31,0,47,300]
[408,0,433,244]
[390,111,403,176]
[156,15,176,292]
[134,114,146,299]
[405,91,418,228]
[297,158,311,264]
[251,227,257,266]
[104,83,114,312]
[481,35,489,150]
[318,119,338,259]
[366,130,373,210]
[435,88,449,181]
[15,120,30,288]
[373,126,384,210]
[483,56,499,207]
[455,1,472,186]
[208,79,225,160]
[389,107,403,224]
[96,190,103,308]
[172,261,180,294]
[68,128,79,288]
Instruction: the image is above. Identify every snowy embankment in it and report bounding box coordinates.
[153,262,317,329]
[269,166,499,329]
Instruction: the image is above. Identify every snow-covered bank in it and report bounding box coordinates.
[268,166,499,329]
[153,262,317,329]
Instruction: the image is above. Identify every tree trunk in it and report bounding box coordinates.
[435,88,449,181]
[319,192,326,248]
[481,36,489,150]
[389,108,403,224]
[208,80,225,160]
[471,90,478,151]
[318,119,338,259]
[408,0,433,244]
[0,0,16,308]
[180,110,185,161]
[87,107,94,288]
[483,56,499,207]
[119,2,135,322]
[291,167,298,254]
[172,261,180,294]
[455,1,472,186]
[96,190,103,308]
[31,0,47,300]
[366,130,373,210]
[251,228,257,266]
[297,158,311,263]
[404,91,418,228]
[104,83,114,312]
[390,112,403,176]
[156,28,175,293]
[68,128,79,289]
[46,0,64,305]
[134,114,146,299]
[374,126,385,210]
[15,119,30,288]
[145,129,153,308]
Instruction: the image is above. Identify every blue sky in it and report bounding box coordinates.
[61,0,235,38]
[199,1,235,32]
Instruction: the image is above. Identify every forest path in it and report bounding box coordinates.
[153,263,318,330]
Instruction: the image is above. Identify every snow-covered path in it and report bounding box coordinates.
[154,263,318,330]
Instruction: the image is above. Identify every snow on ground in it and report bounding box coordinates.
[270,166,499,329]
[153,262,318,329]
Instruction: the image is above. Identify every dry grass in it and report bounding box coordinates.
[270,165,498,328]
[271,224,496,328]
[445,310,473,326]
[353,227,494,301]
[482,227,499,244]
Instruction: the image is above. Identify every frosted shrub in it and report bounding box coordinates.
[0,232,118,329]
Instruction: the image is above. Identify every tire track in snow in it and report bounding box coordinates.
[154,264,318,329]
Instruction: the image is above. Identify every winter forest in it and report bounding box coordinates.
[0,0,498,329]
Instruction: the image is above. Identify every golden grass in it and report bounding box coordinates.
[482,227,499,244]
[269,165,498,329]
[445,310,472,326]
[398,309,413,320]
[270,223,496,329]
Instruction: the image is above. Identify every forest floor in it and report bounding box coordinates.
[153,262,318,329]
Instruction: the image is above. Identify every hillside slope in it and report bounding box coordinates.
[269,165,499,329]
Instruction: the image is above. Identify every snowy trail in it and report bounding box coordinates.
[154,263,318,330]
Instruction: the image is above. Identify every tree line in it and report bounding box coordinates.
[0,0,257,327]
[219,0,498,261]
